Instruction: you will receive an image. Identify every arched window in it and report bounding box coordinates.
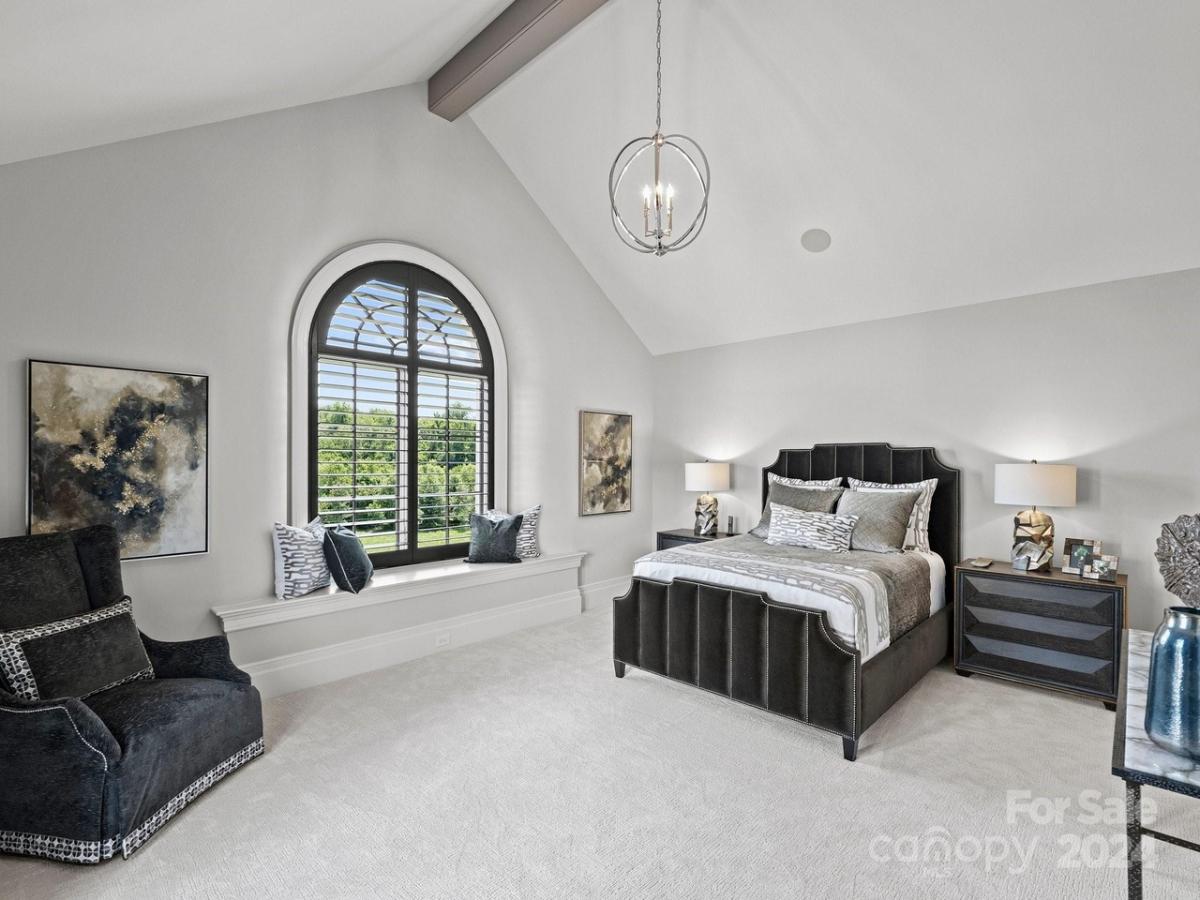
[308,261,495,567]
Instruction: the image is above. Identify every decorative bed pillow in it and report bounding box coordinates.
[847,477,939,552]
[836,490,920,553]
[323,528,374,593]
[768,473,843,489]
[765,504,858,552]
[273,518,331,599]
[0,598,154,701]
[466,512,524,564]
[486,504,541,559]
[750,484,844,538]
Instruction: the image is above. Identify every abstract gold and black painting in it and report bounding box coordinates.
[579,410,632,516]
[28,360,209,559]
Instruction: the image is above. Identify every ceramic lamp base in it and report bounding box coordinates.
[1011,508,1054,571]
[694,493,718,536]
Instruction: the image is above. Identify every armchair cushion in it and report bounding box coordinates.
[84,678,263,853]
[0,599,153,701]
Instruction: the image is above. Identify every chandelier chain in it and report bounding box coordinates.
[655,0,662,132]
[608,0,708,256]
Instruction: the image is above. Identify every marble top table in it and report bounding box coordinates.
[1112,629,1200,899]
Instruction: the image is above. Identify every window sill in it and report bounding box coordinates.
[212,552,585,633]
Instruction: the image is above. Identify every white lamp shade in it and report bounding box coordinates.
[685,462,730,493]
[994,463,1076,508]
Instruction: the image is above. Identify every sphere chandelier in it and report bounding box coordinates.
[609,0,710,257]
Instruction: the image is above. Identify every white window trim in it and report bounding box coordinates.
[288,241,508,525]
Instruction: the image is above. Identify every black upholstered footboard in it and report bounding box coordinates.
[612,577,950,760]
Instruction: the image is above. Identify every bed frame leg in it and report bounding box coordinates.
[842,737,858,762]
[614,661,626,678]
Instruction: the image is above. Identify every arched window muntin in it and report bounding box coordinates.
[308,260,495,568]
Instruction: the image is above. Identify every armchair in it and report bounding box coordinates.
[0,526,263,863]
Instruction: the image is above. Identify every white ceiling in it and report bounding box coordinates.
[0,0,508,166]
[5,1,1200,355]
[471,0,1200,353]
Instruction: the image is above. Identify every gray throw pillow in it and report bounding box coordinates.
[751,485,844,538]
[466,512,524,564]
[836,490,921,553]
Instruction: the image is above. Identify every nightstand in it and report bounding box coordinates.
[954,562,1127,709]
[656,529,738,551]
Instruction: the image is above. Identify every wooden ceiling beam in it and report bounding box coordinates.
[428,0,610,121]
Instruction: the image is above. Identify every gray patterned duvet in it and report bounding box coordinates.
[632,534,944,660]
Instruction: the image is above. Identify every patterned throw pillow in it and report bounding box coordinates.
[765,503,858,552]
[847,477,939,552]
[486,504,541,559]
[768,474,844,489]
[273,518,331,599]
[0,598,154,701]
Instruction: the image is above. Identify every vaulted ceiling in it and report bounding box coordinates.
[4,1,1199,354]
[471,0,1200,353]
[0,0,508,165]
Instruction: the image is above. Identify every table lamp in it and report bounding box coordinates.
[685,461,730,536]
[994,461,1076,571]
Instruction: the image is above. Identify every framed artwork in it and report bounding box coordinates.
[28,359,209,560]
[579,410,632,516]
[1084,554,1120,583]
[1062,537,1101,576]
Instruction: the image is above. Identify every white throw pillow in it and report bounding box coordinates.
[486,504,541,559]
[847,477,938,552]
[765,503,858,552]
[272,518,331,599]
[768,473,844,489]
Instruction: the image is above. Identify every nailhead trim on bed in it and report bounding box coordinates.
[122,737,265,857]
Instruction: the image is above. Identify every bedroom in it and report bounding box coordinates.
[0,1,1197,898]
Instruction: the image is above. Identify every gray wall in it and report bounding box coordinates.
[651,270,1200,630]
[0,84,655,639]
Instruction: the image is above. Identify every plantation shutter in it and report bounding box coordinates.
[311,263,493,567]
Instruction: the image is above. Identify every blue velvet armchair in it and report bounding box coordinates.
[0,526,263,863]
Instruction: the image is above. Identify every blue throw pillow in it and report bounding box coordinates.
[466,512,524,564]
[323,528,374,593]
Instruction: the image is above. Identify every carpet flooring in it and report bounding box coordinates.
[4,609,1200,899]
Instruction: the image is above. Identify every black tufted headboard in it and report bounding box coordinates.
[762,443,961,602]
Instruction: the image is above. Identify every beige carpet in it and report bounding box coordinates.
[4,609,1200,899]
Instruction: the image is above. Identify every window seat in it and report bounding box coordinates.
[211,552,585,697]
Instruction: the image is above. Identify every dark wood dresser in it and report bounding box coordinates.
[954,562,1128,709]
[655,529,737,551]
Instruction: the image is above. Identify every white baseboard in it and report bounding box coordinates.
[580,575,631,612]
[244,588,581,698]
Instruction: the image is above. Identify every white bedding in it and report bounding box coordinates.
[632,542,945,661]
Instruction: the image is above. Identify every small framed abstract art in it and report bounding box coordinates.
[28,359,209,560]
[1062,537,1101,576]
[1084,554,1120,583]
[579,410,632,516]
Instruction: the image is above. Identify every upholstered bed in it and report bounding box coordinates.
[612,443,960,760]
